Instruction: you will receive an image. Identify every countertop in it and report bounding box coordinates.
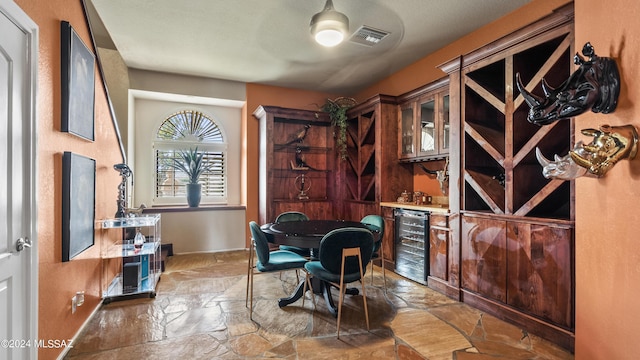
[380,202,449,214]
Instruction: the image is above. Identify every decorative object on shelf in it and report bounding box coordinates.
[282,124,311,146]
[400,190,412,203]
[62,152,95,262]
[168,147,213,207]
[418,157,449,194]
[133,228,145,251]
[310,0,349,47]
[290,146,316,170]
[60,21,96,141]
[535,146,589,180]
[320,97,357,160]
[294,174,311,200]
[126,203,147,217]
[516,42,620,125]
[113,163,132,218]
[413,191,424,205]
[569,124,638,176]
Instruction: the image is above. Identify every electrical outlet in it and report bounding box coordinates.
[71,295,77,314]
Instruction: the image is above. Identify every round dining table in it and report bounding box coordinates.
[261,219,380,316]
[261,219,379,248]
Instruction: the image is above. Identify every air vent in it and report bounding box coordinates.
[349,25,390,46]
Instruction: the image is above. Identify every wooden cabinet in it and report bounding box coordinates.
[337,95,412,220]
[461,214,573,331]
[442,5,575,351]
[398,78,450,161]
[427,213,459,298]
[253,106,334,224]
[380,206,395,269]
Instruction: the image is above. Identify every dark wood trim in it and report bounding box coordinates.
[427,276,460,300]
[461,210,574,227]
[396,77,449,104]
[461,289,574,352]
[461,3,574,68]
[350,94,397,114]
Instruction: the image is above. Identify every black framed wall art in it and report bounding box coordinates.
[61,20,96,141]
[62,151,96,261]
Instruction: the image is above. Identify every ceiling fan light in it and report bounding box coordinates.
[310,0,349,47]
[314,28,345,47]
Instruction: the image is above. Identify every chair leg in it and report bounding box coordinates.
[245,245,253,307]
[246,241,256,319]
[380,247,386,292]
[358,252,370,331]
[370,259,374,285]
[337,262,346,339]
[302,270,316,309]
[337,247,369,338]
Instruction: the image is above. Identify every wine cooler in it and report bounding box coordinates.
[394,208,429,284]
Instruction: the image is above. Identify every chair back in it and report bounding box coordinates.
[276,211,309,222]
[361,215,385,251]
[318,227,374,275]
[249,221,270,265]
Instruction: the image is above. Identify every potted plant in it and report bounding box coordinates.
[321,97,356,160]
[169,147,211,207]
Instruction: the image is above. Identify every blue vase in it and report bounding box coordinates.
[186,183,202,207]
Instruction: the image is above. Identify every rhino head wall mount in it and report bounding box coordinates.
[516,42,620,126]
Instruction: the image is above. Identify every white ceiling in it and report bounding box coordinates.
[86,0,532,96]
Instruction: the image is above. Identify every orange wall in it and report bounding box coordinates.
[574,0,640,358]
[15,0,124,359]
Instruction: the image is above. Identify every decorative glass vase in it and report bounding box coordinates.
[134,228,145,250]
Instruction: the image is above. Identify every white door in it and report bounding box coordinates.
[0,1,38,359]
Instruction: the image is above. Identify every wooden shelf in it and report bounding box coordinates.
[461,28,573,219]
[254,105,335,223]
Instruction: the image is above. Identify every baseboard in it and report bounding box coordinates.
[427,276,460,300]
[56,301,102,360]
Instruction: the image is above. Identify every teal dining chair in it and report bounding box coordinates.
[246,221,309,319]
[276,211,312,258]
[361,214,386,290]
[304,227,374,338]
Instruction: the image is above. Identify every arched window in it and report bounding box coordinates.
[153,110,227,205]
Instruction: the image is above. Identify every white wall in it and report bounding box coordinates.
[159,209,246,253]
[128,72,247,253]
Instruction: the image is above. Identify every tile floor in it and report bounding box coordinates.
[65,251,574,359]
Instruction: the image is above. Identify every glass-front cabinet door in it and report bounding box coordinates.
[397,77,450,161]
[418,97,437,156]
[399,103,416,158]
[440,94,450,153]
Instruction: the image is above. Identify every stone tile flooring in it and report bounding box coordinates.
[65,251,574,359]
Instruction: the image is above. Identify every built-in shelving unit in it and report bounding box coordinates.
[442,5,576,351]
[253,106,335,223]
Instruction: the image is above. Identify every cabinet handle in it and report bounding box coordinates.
[430,225,450,231]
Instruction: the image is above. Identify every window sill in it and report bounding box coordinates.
[143,205,246,214]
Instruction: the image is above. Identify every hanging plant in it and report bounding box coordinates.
[321,97,356,160]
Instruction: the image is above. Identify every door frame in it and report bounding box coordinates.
[0,0,39,357]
